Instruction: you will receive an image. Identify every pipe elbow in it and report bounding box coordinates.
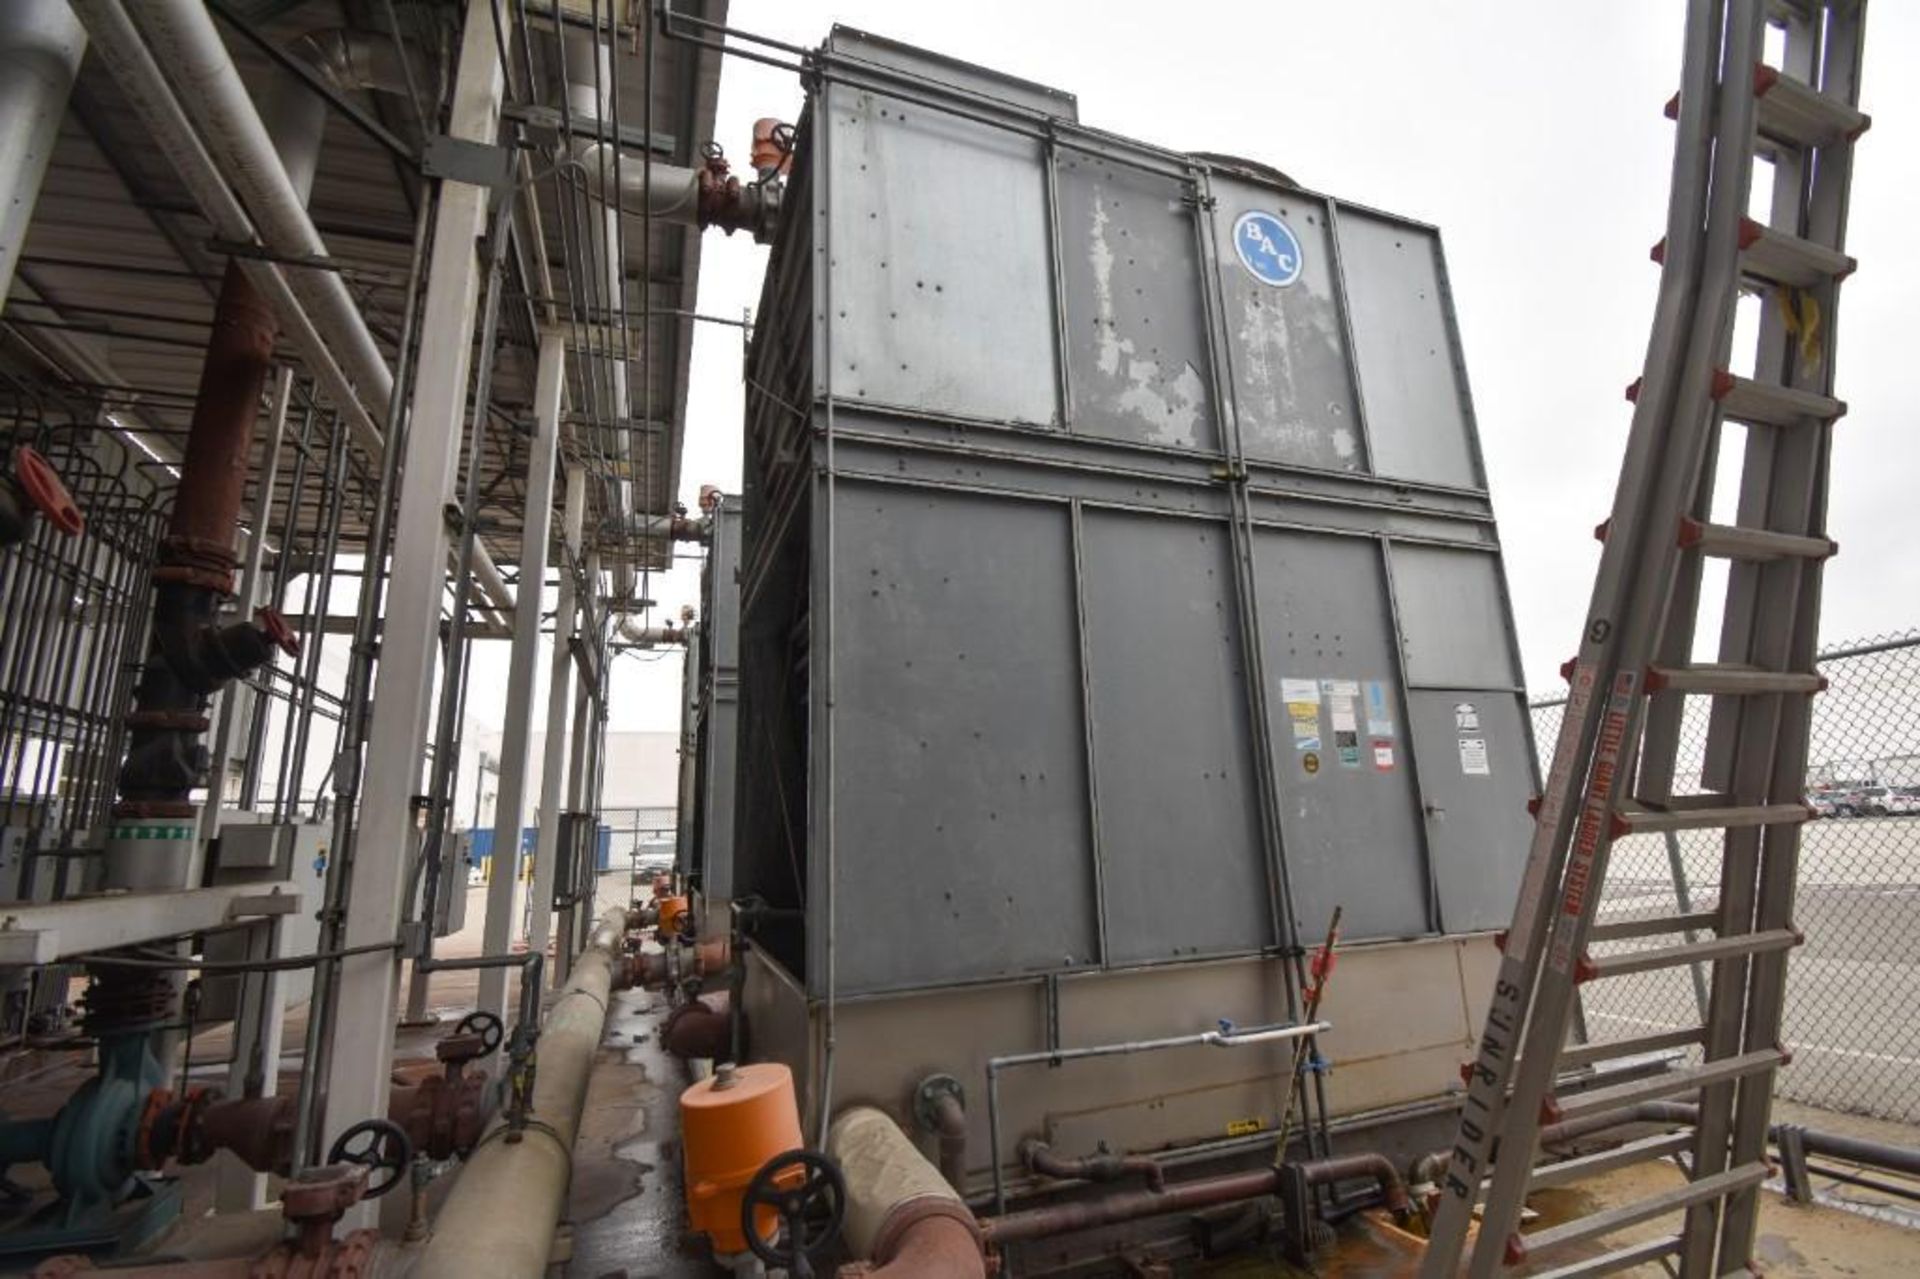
[841,1213,984,1279]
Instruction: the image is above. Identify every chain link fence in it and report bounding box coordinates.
[1531,630,1920,1126]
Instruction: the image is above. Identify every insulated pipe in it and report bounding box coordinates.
[0,0,88,311]
[828,1106,985,1279]
[416,906,627,1279]
[126,0,392,420]
[73,0,517,620]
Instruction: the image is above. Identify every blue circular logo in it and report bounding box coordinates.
[1233,211,1304,287]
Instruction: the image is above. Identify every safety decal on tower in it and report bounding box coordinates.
[1233,211,1304,287]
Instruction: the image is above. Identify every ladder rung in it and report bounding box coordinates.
[1715,372,1847,429]
[1589,911,1720,943]
[1529,1233,1682,1279]
[1754,63,1870,149]
[1544,1049,1786,1126]
[1586,928,1801,981]
[1643,663,1825,695]
[1509,1163,1768,1266]
[1561,1025,1705,1070]
[1613,801,1811,834]
[1738,217,1855,287]
[1678,516,1836,561]
[1531,1130,1695,1192]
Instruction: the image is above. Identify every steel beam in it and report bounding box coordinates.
[476,330,564,1021]
[319,0,506,1194]
[525,465,585,972]
[0,882,300,965]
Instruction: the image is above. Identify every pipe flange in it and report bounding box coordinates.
[912,1073,966,1135]
[152,563,236,592]
[126,710,212,732]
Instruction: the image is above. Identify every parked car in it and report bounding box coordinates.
[1889,786,1920,816]
[1838,785,1918,817]
[1807,790,1846,819]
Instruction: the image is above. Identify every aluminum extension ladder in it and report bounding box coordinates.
[1420,1,1868,1275]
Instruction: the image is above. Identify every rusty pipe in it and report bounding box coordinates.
[1020,1137,1164,1194]
[979,1167,1281,1246]
[978,1149,1406,1247]
[933,1093,969,1193]
[1297,1151,1410,1220]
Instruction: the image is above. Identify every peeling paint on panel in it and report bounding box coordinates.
[1085,192,1205,447]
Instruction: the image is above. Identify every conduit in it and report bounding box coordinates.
[416,906,628,1279]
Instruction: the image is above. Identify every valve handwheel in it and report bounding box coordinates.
[454,1009,505,1055]
[327,1119,412,1198]
[740,1148,846,1278]
[13,446,84,537]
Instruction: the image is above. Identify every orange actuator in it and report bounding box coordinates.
[681,1062,803,1257]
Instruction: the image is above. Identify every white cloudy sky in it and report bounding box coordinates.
[569,0,1920,737]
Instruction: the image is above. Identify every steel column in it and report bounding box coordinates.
[476,331,565,1020]
[0,0,87,310]
[525,465,586,971]
[318,0,505,1193]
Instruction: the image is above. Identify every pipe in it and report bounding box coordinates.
[70,0,516,625]
[126,0,391,421]
[932,1093,969,1194]
[980,1167,1280,1247]
[615,620,689,648]
[0,0,88,311]
[828,1106,984,1279]
[977,1150,1408,1247]
[1020,1138,1164,1194]
[986,1019,1331,1212]
[416,907,627,1279]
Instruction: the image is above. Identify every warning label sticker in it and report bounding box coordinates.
[1372,739,1396,771]
[1282,678,1321,754]
[1327,680,1361,768]
[1454,702,1480,731]
[1364,679,1394,737]
[1459,736,1490,776]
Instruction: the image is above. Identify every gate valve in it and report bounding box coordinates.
[254,606,301,659]
[9,445,85,538]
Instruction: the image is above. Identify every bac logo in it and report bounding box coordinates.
[1233,210,1303,287]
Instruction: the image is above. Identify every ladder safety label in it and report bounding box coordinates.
[1459,737,1490,776]
[1233,210,1304,287]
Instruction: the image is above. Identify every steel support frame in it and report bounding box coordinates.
[475,331,565,1020]
[318,0,506,1203]
[525,465,586,974]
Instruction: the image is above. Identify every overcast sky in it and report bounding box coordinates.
[569,1,1920,736]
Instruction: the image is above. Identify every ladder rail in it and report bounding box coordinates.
[1464,6,1771,1271]
[1417,1,1729,1268]
[1713,3,1869,1262]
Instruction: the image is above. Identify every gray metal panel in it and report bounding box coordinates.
[824,26,1079,122]
[1389,543,1522,689]
[1404,689,1534,933]
[825,84,1060,426]
[708,504,742,669]
[702,686,738,902]
[828,483,1097,993]
[1209,182,1364,472]
[1336,209,1482,489]
[1056,156,1218,451]
[1252,530,1430,940]
[1079,509,1268,962]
